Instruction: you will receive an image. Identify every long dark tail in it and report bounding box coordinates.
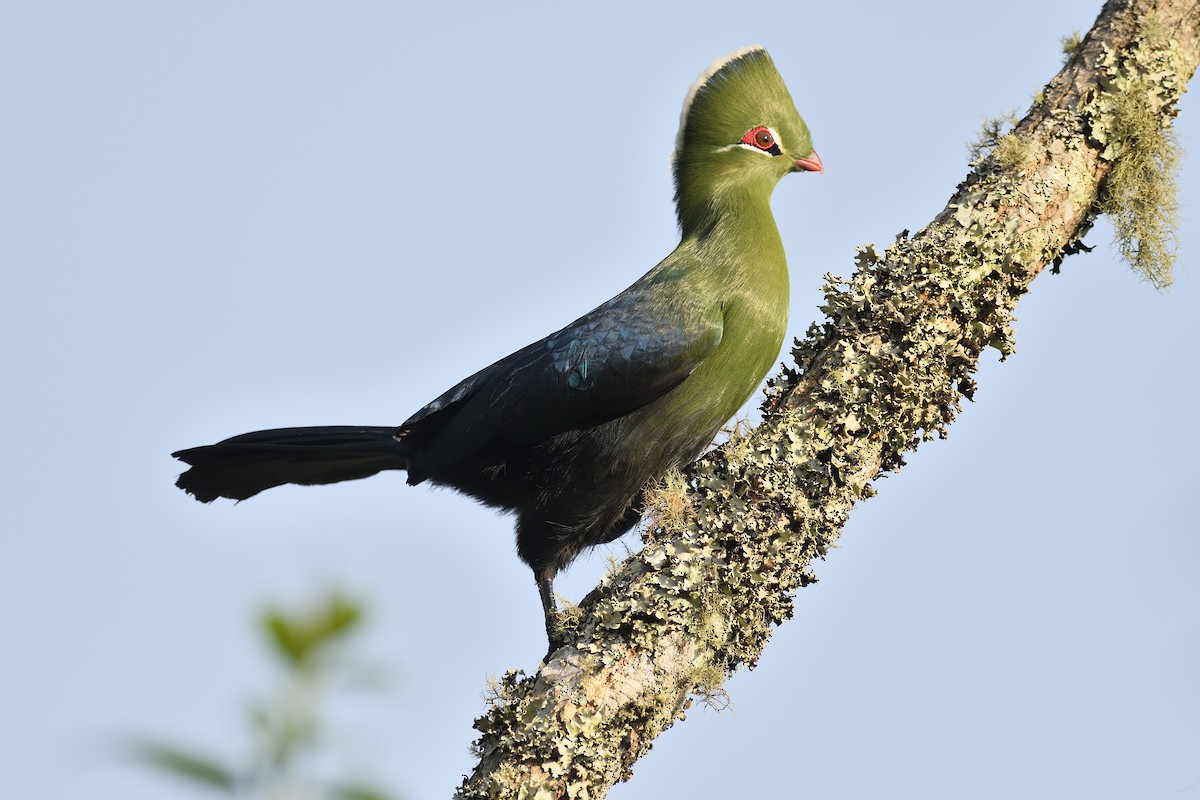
[172,426,410,503]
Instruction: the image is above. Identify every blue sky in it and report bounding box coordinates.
[3,2,1198,798]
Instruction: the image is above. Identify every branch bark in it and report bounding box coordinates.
[457,2,1200,797]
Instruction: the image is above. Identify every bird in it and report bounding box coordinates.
[173,46,821,650]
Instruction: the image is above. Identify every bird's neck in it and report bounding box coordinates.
[676,185,785,272]
[676,182,780,243]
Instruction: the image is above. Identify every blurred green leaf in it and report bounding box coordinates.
[264,612,306,667]
[136,589,399,799]
[263,593,364,668]
[132,741,237,792]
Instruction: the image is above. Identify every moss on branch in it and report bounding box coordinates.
[1087,19,1188,288]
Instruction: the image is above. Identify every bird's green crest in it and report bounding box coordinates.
[672,46,815,233]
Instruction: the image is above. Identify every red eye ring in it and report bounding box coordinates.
[739,126,779,153]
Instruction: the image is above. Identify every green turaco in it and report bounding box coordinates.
[174,46,821,649]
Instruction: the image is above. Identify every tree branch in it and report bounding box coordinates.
[457,1,1200,797]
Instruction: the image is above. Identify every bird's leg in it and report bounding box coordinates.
[537,573,565,657]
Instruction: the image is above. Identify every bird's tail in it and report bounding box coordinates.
[172,426,409,503]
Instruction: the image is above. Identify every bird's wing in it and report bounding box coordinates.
[399,283,723,481]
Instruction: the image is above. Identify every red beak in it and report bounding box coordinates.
[794,150,823,173]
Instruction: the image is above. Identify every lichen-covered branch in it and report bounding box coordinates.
[457,2,1200,797]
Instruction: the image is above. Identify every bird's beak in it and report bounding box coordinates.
[793,150,823,173]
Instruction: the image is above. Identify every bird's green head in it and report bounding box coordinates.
[672,46,820,233]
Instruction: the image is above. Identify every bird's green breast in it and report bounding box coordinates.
[620,199,789,467]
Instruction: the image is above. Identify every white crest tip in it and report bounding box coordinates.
[672,46,769,165]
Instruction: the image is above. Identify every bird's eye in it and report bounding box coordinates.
[738,126,782,155]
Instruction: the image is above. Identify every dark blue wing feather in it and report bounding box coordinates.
[399,281,722,482]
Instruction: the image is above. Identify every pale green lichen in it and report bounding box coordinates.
[1061,30,1082,61]
[967,110,1021,167]
[1086,21,1187,289]
[994,133,1032,172]
[1100,90,1181,289]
